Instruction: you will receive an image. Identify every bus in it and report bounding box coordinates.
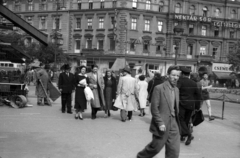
[0,61,24,73]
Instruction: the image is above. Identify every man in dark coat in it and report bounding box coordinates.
[58,64,75,114]
[147,72,164,102]
[137,66,181,158]
[177,67,201,145]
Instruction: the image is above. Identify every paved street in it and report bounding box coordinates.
[0,85,240,158]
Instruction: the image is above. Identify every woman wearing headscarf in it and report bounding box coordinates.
[74,65,88,120]
[103,70,117,117]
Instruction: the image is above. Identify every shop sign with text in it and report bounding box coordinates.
[174,14,240,29]
[212,63,232,72]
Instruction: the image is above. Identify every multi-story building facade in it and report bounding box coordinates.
[1,0,240,76]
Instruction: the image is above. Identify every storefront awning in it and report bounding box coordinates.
[213,72,233,80]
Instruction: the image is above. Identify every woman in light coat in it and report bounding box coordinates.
[137,75,148,117]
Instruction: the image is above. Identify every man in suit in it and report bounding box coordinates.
[137,66,181,158]
[114,67,138,122]
[58,64,75,114]
[177,67,201,145]
[87,65,106,119]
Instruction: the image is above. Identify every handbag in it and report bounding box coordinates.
[111,101,118,111]
[192,110,205,126]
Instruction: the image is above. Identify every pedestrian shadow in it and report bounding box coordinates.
[139,116,151,124]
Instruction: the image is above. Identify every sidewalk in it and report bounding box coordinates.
[0,85,239,158]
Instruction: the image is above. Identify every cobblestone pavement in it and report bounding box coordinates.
[0,85,239,158]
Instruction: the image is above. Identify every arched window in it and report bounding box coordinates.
[175,3,181,13]
[231,9,237,19]
[159,1,164,12]
[189,5,195,15]
[202,7,208,16]
[215,8,220,17]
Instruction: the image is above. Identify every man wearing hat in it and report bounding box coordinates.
[34,63,51,106]
[177,67,201,145]
[58,64,75,114]
[113,67,138,122]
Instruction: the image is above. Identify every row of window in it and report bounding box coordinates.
[181,23,237,38]
[175,3,238,19]
[77,0,117,10]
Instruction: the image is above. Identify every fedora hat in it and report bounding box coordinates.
[123,67,131,74]
[64,64,71,70]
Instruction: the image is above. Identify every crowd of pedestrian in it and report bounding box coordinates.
[32,63,218,158]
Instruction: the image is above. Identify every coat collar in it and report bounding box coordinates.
[163,81,179,112]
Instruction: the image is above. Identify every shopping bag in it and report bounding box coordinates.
[192,110,205,126]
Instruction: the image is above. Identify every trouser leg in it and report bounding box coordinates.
[165,117,180,158]
[61,93,67,112]
[137,134,167,158]
[66,93,72,112]
[179,107,192,136]
[128,111,133,120]
[37,97,42,104]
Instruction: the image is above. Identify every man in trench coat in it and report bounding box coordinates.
[137,66,181,158]
[87,65,106,119]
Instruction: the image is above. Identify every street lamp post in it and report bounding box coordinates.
[173,24,184,65]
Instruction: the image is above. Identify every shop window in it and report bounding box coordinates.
[175,3,181,13]
[201,25,207,36]
[132,0,137,9]
[189,5,195,15]
[130,39,136,51]
[99,18,104,29]
[230,29,235,39]
[159,2,164,12]
[131,18,137,30]
[144,20,150,31]
[212,47,218,58]
[89,0,93,9]
[77,0,82,10]
[97,39,104,50]
[40,16,47,30]
[100,0,105,9]
[143,40,150,53]
[75,39,81,53]
[86,38,92,49]
[187,45,193,55]
[109,38,115,51]
[189,24,194,34]
[112,0,117,8]
[215,8,220,17]
[146,0,151,10]
[87,18,92,29]
[231,10,237,19]
[214,27,219,37]
[158,21,163,32]
[200,46,206,55]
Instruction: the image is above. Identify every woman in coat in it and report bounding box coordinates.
[137,75,148,117]
[74,65,88,120]
[103,70,117,117]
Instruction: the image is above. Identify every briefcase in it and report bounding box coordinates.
[192,110,205,126]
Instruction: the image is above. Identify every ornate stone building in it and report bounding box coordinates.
[1,0,240,76]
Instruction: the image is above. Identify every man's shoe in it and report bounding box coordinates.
[67,111,73,114]
[180,136,185,141]
[185,135,194,145]
[62,111,65,113]
[91,116,96,120]
[209,116,215,121]
[37,102,43,106]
